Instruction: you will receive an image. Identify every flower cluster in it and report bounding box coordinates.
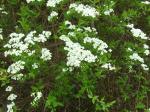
[141,1,150,5]
[143,44,150,56]
[48,11,58,21]
[0,28,3,40]
[31,91,42,106]
[41,48,52,61]
[129,52,149,71]
[47,0,63,7]
[0,6,8,15]
[68,3,99,18]
[101,63,115,70]
[7,102,15,112]
[26,0,42,3]
[5,86,13,92]
[104,9,114,15]
[127,24,149,40]
[4,31,51,57]
[84,37,109,55]
[60,35,97,67]
[11,73,24,80]
[7,61,25,74]
[7,92,17,112]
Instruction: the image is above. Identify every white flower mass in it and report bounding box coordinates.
[84,37,109,55]
[7,94,17,101]
[60,35,97,67]
[31,91,42,105]
[68,3,99,18]
[5,86,13,92]
[127,24,149,40]
[7,61,25,74]
[48,11,58,21]
[47,0,63,7]
[4,31,51,57]
[41,48,52,61]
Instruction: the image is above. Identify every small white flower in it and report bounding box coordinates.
[5,86,13,92]
[47,0,63,7]
[41,48,52,61]
[48,11,58,21]
[11,73,24,80]
[31,91,42,106]
[60,35,97,67]
[7,94,17,101]
[127,24,149,40]
[68,3,99,18]
[7,61,25,74]
[141,1,150,5]
[32,63,38,69]
[104,9,114,15]
[7,102,15,112]
[129,53,144,63]
[0,34,3,40]
[141,64,149,71]
[101,63,115,70]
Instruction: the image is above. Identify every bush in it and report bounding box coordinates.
[0,0,150,112]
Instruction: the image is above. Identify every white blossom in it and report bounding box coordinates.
[41,48,52,61]
[48,11,58,21]
[32,63,39,69]
[26,0,42,3]
[141,1,150,5]
[5,86,13,92]
[104,9,114,15]
[7,61,25,74]
[60,35,97,67]
[127,24,149,40]
[7,94,17,101]
[31,92,42,106]
[84,37,108,54]
[129,53,144,63]
[141,63,149,71]
[68,3,99,18]
[11,73,24,80]
[47,0,63,7]
[101,63,115,70]
[7,102,15,112]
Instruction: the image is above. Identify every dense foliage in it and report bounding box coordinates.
[0,0,150,112]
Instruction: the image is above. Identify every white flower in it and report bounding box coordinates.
[41,48,52,61]
[129,53,144,63]
[47,0,63,7]
[141,1,150,5]
[0,34,3,40]
[26,0,42,3]
[60,35,97,67]
[141,64,149,71]
[31,92,42,105]
[84,37,108,54]
[48,11,58,21]
[104,9,114,15]
[143,44,149,55]
[11,73,24,80]
[68,3,99,18]
[7,94,17,101]
[5,86,13,92]
[32,63,38,69]
[7,61,25,74]
[101,63,115,70]
[7,102,15,112]
[127,24,149,40]
[144,50,150,55]
[42,31,51,38]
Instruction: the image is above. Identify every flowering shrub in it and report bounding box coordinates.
[0,0,150,112]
